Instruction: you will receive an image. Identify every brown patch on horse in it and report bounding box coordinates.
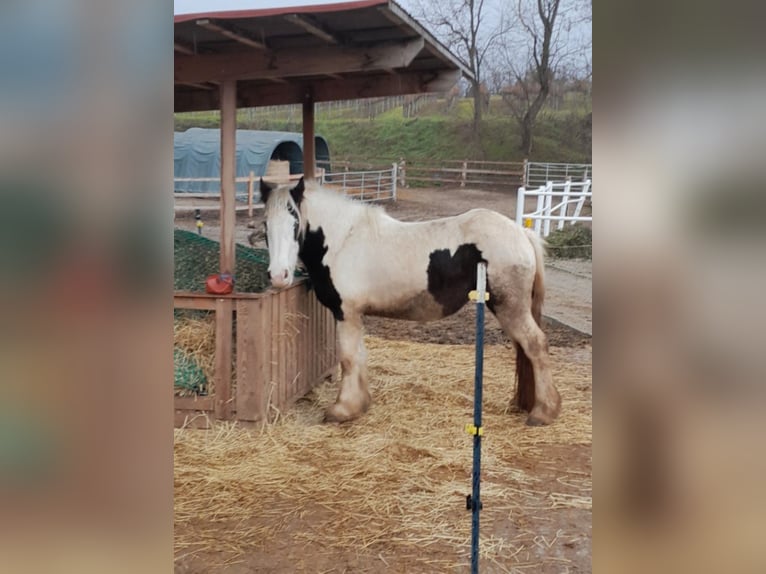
[514,234,547,413]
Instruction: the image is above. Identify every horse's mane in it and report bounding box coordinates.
[266,182,304,232]
[306,181,388,236]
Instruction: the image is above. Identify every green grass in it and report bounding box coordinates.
[175,97,591,163]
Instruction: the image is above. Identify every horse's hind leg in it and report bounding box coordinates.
[325,313,372,423]
[494,306,561,425]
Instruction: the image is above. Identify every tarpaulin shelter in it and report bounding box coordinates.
[173,128,331,193]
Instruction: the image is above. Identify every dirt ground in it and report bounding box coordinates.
[174,185,592,573]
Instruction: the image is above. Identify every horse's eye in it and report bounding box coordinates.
[293,221,300,241]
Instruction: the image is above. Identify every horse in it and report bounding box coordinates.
[259,177,561,426]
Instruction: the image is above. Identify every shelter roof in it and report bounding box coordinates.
[175,0,472,112]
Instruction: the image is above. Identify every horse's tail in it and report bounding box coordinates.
[515,229,546,412]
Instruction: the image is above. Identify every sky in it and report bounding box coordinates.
[174,0,591,71]
[174,0,360,15]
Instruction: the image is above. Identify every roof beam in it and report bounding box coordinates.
[175,69,461,112]
[283,14,342,44]
[177,82,216,90]
[377,4,474,82]
[174,41,195,55]
[175,37,425,84]
[196,19,268,51]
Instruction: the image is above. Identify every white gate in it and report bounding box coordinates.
[321,163,398,202]
[525,162,592,189]
[516,180,592,237]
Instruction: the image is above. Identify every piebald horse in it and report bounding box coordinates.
[260,177,561,426]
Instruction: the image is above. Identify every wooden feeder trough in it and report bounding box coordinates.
[174,282,337,428]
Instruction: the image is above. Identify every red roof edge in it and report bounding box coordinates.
[174,0,389,24]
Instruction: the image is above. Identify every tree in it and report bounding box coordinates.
[413,0,508,134]
[498,0,591,154]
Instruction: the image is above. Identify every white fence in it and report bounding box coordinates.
[516,180,592,237]
[321,163,398,202]
[525,162,592,189]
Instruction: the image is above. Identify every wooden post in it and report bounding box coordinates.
[214,298,234,420]
[302,93,315,181]
[247,170,255,218]
[216,80,236,421]
[220,80,237,275]
[461,160,468,188]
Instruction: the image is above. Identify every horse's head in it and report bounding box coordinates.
[260,177,305,288]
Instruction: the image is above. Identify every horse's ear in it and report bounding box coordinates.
[289,177,305,207]
[259,178,274,204]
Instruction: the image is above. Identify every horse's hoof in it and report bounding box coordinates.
[526,404,558,426]
[323,403,358,423]
[525,414,549,426]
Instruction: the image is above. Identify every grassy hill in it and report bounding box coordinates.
[175,96,591,164]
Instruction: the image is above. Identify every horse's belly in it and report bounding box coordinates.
[364,291,449,322]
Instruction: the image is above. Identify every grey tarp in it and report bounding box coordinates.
[174,128,330,195]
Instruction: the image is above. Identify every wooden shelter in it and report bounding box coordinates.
[174,0,472,425]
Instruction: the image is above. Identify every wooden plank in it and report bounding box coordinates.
[306,291,314,396]
[174,285,307,301]
[175,410,213,429]
[269,289,279,416]
[220,79,237,275]
[308,290,316,395]
[286,288,299,403]
[299,289,309,396]
[235,300,256,421]
[174,205,256,214]
[303,96,316,181]
[173,296,218,311]
[246,299,271,421]
[175,69,461,112]
[283,13,342,44]
[214,298,234,420]
[174,396,215,411]
[196,19,269,51]
[255,297,271,421]
[175,38,424,84]
[277,290,287,412]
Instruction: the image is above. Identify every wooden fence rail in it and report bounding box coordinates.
[325,158,526,189]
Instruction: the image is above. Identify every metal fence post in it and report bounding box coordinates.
[392,162,398,201]
[523,158,529,187]
[467,262,488,574]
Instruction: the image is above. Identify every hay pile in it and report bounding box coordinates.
[174,313,216,396]
[545,224,592,259]
[174,337,592,570]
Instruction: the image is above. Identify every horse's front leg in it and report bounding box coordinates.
[325,313,371,423]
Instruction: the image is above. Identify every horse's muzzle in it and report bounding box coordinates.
[270,269,291,289]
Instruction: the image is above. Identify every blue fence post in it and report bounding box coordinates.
[466,262,488,574]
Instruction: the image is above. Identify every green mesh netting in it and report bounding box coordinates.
[174,347,207,394]
[174,229,274,394]
[174,228,271,293]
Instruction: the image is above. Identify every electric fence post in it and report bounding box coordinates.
[466,262,488,574]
